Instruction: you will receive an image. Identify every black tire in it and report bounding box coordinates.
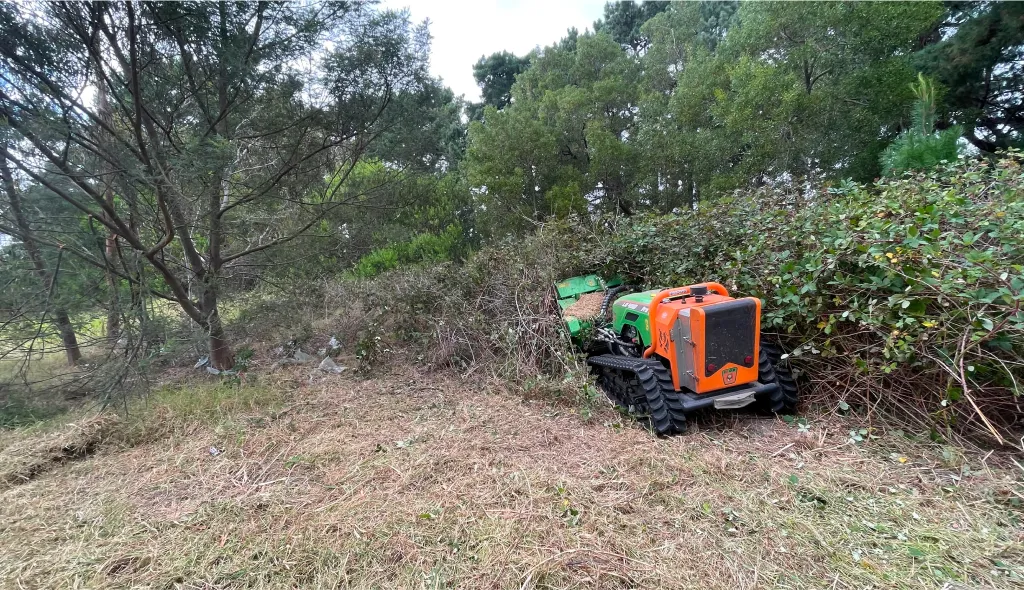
[592,359,687,435]
[636,359,687,435]
[758,340,799,414]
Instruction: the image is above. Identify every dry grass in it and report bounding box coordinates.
[0,413,121,488]
[1,366,1022,589]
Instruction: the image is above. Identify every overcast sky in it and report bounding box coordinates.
[381,0,606,102]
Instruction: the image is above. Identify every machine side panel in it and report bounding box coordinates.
[671,310,697,391]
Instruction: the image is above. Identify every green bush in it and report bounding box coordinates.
[592,154,1024,442]
[881,74,962,176]
[352,224,464,278]
[881,126,962,177]
[352,246,401,278]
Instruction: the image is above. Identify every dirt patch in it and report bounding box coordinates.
[562,291,606,320]
[0,413,120,488]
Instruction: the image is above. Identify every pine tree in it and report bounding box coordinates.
[880,74,962,176]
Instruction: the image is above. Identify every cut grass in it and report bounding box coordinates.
[0,367,1021,588]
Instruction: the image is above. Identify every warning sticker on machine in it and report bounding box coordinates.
[722,367,738,385]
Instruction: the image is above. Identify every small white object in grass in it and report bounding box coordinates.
[209,446,221,456]
[318,357,346,374]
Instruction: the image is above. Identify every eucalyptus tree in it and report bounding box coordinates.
[0,1,432,369]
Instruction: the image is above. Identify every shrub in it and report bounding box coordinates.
[352,224,465,278]
[593,154,1024,443]
[321,221,595,403]
[881,74,962,176]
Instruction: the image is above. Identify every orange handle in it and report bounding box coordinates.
[641,282,729,358]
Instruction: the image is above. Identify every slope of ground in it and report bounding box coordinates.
[1,367,1022,589]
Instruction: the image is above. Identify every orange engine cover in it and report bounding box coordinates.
[644,283,761,394]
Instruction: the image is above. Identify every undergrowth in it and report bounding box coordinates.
[594,154,1024,444]
[313,224,597,407]
[300,154,1024,445]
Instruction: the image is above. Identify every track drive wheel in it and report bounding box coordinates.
[757,340,799,414]
[589,357,687,435]
[635,359,687,435]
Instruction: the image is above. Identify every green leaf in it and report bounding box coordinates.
[905,299,927,316]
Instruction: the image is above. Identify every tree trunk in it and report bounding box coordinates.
[201,284,234,370]
[0,148,82,366]
[54,309,83,366]
[104,236,120,339]
[202,0,234,373]
[93,16,120,340]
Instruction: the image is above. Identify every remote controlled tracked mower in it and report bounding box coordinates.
[555,275,797,434]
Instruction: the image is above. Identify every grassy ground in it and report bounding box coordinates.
[1,366,1022,589]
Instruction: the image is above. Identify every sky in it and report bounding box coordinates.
[380,0,606,102]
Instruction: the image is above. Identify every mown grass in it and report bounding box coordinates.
[0,366,1021,589]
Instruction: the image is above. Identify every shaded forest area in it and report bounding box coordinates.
[1,1,1024,443]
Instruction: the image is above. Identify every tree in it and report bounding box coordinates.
[593,1,669,54]
[466,32,643,235]
[881,74,962,176]
[0,1,432,369]
[466,51,531,121]
[0,142,82,366]
[466,1,950,220]
[914,1,1024,152]
[368,80,467,173]
[715,1,944,183]
[696,0,738,51]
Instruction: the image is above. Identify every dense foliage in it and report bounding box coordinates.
[593,154,1024,440]
[324,154,1024,441]
[465,0,949,224]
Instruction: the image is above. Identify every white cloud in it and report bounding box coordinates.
[381,0,605,101]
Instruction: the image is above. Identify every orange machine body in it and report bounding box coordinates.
[643,283,761,394]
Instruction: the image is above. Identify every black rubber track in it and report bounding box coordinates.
[757,340,799,413]
[589,355,688,435]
